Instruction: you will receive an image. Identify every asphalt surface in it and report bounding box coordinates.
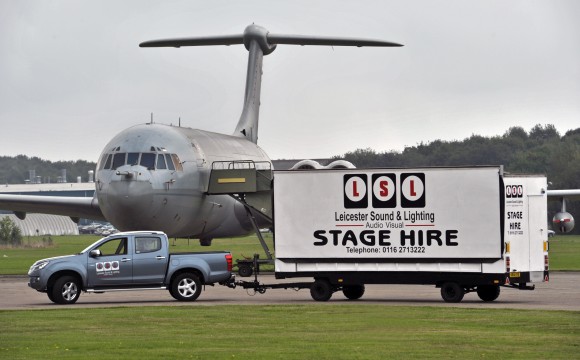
[1,272,579,310]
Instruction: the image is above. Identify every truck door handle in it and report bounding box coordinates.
[121,258,132,262]
[156,256,166,260]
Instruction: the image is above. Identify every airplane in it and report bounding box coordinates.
[1,25,578,240]
[0,24,403,245]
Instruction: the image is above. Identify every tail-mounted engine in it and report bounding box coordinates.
[553,198,575,233]
[289,159,355,170]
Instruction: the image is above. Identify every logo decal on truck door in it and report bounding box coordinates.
[96,261,120,276]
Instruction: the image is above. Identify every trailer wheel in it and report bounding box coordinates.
[310,279,333,301]
[440,282,464,303]
[170,273,202,301]
[51,275,81,305]
[476,285,500,302]
[342,285,365,300]
[238,264,253,278]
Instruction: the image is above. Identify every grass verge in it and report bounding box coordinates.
[0,305,578,359]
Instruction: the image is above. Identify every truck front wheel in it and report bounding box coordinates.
[342,285,365,300]
[310,279,333,301]
[170,273,202,301]
[440,282,464,303]
[476,285,500,302]
[51,275,81,305]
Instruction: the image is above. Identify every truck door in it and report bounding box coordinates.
[132,235,167,284]
[87,237,133,287]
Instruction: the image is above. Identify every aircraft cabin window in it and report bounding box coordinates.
[112,153,126,169]
[171,154,183,171]
[165,154,175,171]
[157,154,167,170]
[127,152,140,166]
[140,153,156,170]
[103,154,113,170]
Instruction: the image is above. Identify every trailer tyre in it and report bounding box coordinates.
[52,275,81,305]
[440,282,464,303]
[342,285,365,300]
[476,285,500,302]
[238,265,253,278]
[310,279,333,302]
[170,273,202,301]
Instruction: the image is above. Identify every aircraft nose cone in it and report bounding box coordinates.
[102,169,156,230]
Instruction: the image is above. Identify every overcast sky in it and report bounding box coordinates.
[1,0,579,162]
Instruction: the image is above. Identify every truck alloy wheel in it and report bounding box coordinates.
[51,275,81,305]
[171,273,202,301]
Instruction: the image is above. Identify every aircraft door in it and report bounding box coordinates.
[87,237,133,287]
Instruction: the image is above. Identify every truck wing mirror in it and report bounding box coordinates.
[89,249,102,258]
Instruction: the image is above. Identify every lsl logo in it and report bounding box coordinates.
[343,173,426,209]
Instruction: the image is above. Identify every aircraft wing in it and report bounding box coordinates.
[0,194,105,221]
[546,189,580,201]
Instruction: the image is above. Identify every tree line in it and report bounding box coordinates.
[0,155,96,185]
[336,124,580,234]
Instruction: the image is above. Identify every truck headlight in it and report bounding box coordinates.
[28,260,49,274]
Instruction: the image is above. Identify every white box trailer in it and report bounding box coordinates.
[272,166,549,302]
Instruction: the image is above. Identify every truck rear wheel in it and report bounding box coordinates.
[476,285,500,302]
[51,275,81,305]
[440,282,464,303]
[342,285,365,300]
[170,273,202,301]
[310,279,333,301]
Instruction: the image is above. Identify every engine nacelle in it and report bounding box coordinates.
[553,211,575,233]
[289,159,356,170]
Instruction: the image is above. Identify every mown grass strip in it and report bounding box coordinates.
[0,305,578,359]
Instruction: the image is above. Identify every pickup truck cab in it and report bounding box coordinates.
[28,231,233,304]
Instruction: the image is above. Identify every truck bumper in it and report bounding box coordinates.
[28,276,45,291]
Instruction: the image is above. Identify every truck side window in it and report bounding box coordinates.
[96,238,128,256]
[135,237,162,254]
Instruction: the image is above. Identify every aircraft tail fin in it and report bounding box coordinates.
[140,25,402,144]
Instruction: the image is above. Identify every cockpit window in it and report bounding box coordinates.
[112,153,126,169]
[157,154,167,170]
[127,153,140,166]
[103,154,113,170]
[100,151,183,171]
[172,154,183,171]
[165,154,175,171]
[140,153,156,170]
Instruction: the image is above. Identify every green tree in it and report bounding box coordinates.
[0,217,22,246]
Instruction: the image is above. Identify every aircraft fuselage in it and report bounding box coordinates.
[95,123,270,239]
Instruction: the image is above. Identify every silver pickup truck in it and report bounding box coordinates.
[28,231,233,304]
